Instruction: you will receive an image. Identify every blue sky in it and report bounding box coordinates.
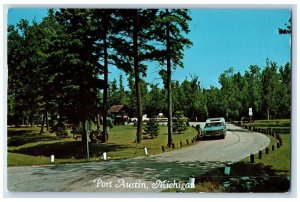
[7,8,291,89]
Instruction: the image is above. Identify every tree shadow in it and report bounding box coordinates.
[9,141,130,159]
[26,156,290,192]
[7,129,63,147]
[31,157,226,183]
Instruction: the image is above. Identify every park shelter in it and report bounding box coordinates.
[108,105,129,125]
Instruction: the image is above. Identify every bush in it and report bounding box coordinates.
[52,121,66,132]
[71,123,83,134]
[56,129,68,137]
[172,111,188,134]
[107,118,113,128]
[143,118,159,139]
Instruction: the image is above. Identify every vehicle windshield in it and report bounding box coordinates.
[205,122,222,128]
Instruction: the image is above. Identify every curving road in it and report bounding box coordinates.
[7,123,270,192]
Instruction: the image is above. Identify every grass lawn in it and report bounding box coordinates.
[242,133,290,175]
[7,124,199,166]
[242,119,291,175]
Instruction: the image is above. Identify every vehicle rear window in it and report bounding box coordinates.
[205,122,222,127]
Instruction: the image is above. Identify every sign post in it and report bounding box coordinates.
[249,108,253,126]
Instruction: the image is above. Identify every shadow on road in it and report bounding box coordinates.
[30,158,228,183]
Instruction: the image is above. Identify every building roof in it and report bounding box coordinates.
[108,105,124,113]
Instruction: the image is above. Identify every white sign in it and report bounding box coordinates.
[249,108,253,116]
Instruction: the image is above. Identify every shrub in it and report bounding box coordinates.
[107,118,113,128]
[72,123,83,134]
[56,129,68,137]
[143,118,159,139]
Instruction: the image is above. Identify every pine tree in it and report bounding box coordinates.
[112,9,158,143]
[152,9,192,146]
[143,118,159,139]
[48,9,105,143]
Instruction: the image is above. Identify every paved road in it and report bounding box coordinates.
[7,123,270,192]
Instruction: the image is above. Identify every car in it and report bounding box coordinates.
[202,119,226,139]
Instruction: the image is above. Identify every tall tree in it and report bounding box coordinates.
[49,9,105,143]
[8,15,56,129]
[154,9,192,146]
[261,59,281,119]
[244,65,262,119]
[113,9,158,143]
[218,67,241,120]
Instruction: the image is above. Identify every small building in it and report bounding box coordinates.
[108,105,129,125]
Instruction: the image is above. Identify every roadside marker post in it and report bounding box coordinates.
[258,150,263,159]
[266,147,269,154]
[188,176,195,188]
[250,154,255,163]
[50,155,55,163]
[103,152,107,160]
[224,164,231,175]
[144,147,148,156]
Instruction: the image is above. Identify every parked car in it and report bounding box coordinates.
[129,114,149,123]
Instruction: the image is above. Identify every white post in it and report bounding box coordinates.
[144,147,148,156]
[50,155,55,163]
[188,176,195,188]
[103,152,107,160]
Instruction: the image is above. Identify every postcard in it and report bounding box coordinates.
[5,6,292,194]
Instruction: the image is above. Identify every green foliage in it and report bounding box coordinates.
[55,130,69,137]
[172,111,187,134]
[143,118,160,139]
[278,18,291,35]
[71,124,83,135]
[216,60,291,120]
[107,118,113,129]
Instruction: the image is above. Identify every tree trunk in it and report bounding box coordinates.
[30,113,34,127]
[82,118,89,160]
[166,9,173,147]
[39,113,45,135]
[267,108,270,120]
[82,119,87,144]
[45,111,49,131]
[102,21,108,143]
[134,10,143,143]
[96,114,100,131]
